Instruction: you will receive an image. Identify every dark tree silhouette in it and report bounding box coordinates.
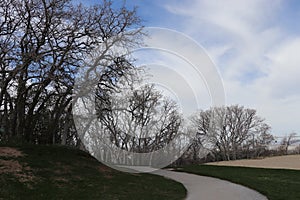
[0,0,142,144]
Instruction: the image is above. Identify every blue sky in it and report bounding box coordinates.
[76,0,300,136]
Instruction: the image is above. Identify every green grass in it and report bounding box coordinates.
[177,164,300,200]
[0,145,186,200]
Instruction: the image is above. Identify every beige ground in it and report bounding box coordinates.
[206,155,300,170]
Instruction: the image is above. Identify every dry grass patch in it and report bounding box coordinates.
[0,147,36,186]
[0,147,24,157]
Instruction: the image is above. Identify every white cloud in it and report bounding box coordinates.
[162,0,300,136]
[165,0,283,78]
[263,38,300,98]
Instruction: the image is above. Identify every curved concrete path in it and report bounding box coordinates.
[152,169,268,200]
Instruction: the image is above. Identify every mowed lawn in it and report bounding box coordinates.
[177,164,300,200]
[0,145,186,200]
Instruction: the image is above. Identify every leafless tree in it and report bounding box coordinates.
[0,0,142,144]
[190,105,272,161]
[91,82,184,165]
[280,132,297,155]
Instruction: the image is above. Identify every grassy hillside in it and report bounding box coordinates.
[0,145,186,200]
[178,164,300,200]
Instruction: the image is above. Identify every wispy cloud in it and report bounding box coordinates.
[161,0,300,135]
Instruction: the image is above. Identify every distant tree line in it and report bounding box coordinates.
[276,132,300,155]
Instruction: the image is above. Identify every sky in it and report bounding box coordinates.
[75,0,300,137]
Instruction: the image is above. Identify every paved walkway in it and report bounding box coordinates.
[152,169,268,200]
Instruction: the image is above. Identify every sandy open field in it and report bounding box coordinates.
[206,155,300,170]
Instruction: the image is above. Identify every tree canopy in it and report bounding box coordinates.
[0,0,142,145]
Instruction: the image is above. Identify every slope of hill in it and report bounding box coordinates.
[0,145,186,200]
